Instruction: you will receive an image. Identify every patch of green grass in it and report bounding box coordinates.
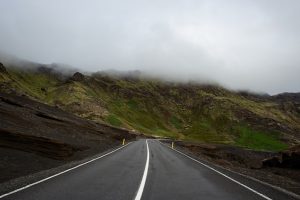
[183,119,230,143]
[0,73,10,82]
[110,100,154,128]
[170,116,182,129]
[7,69,59,99]
[105,114,122,127]
[46,83,87,104]
[2,67,297,149]
[127,100,139,110]
[234,126,288,151]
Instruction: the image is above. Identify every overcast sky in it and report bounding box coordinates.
[0,0,299,94]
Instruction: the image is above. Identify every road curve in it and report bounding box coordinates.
[0,139,298,200]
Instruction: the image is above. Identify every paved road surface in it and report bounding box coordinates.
[0,139,298,200]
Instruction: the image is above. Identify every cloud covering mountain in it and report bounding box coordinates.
[0,0,299,94]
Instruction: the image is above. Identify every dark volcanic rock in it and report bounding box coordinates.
[281,152,300,168]
[0,62,8,74]
[0,129,80,160]
[169,140,300,195]
[174,141,274,169]
[0,92,137,182]
[262,145,300,169]
[262,156,281,167]
[70,72,85,82]
[41,87,47,92]
[272,92,300,103]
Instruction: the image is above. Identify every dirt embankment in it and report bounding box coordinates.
[168,141,300,195]
[0,92,138,183]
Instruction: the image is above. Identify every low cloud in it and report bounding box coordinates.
[0,0,299,94]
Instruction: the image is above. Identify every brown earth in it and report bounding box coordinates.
[0,92,139,183]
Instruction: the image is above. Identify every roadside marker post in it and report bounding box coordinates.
[122,138,125,145]
[171,142,174,149]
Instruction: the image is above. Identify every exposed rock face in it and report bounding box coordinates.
[262,156,281,167]
[262,145,300,169]
[70,72,85,82]
[272,92,300,103]
[37,65,53,74]
[0,62,8,74]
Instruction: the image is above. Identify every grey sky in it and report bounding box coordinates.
[0,0,299,94]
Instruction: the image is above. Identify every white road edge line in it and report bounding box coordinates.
[134,139,150,200]
[159,141,272,200]
[0,142,132,199]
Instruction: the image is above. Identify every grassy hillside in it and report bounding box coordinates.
[1,63,299,151]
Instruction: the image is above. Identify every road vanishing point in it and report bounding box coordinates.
[0,139,298,200]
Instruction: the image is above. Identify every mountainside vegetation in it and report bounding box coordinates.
[1,61,299,151]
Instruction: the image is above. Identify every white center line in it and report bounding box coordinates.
[134,139,150,200]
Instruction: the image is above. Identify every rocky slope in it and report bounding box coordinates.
[166,140,300,195]
[0,61,299,151]
[0,92,137,182]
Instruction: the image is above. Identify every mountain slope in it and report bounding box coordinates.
[1,62,299,151]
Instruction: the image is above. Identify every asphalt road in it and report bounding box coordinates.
[0,139,298,200]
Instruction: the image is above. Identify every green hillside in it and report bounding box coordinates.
[1,63,299,151]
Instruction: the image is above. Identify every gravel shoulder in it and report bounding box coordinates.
[161,140,300,197]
